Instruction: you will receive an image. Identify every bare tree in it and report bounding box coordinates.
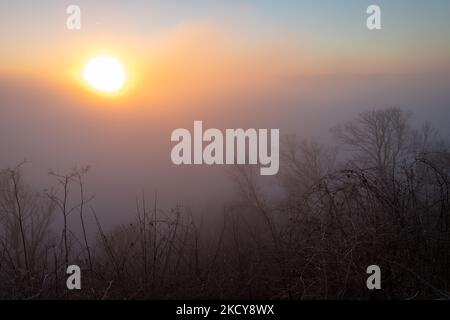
[0,164,55,297]
[280,136,336,198]
[333,107,411,177]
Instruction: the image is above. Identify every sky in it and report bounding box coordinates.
[1,0,450,76]
[1,0,450,228]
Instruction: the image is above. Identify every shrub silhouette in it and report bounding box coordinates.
[0,107,449,299]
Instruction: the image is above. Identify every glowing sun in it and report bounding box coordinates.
[82,55,127,93]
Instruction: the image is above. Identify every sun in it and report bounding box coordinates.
[82,55,127,93]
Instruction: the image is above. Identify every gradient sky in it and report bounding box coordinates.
[1,0,450,78]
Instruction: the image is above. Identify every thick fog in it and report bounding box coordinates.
[1,72,449,230]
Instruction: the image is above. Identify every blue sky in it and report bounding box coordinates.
[2,0,450,38]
